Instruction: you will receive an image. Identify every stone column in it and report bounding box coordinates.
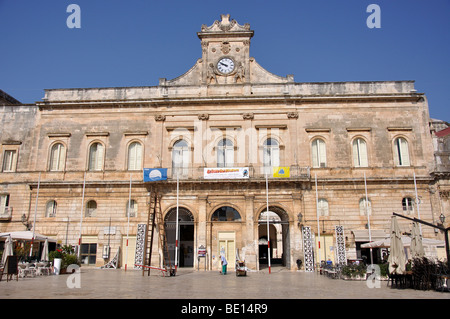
[244,194,257,270]
[291,192,303,270]
[197,195,208,270]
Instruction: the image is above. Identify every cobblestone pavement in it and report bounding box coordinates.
[1,267,449,300]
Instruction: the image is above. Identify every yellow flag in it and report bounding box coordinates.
[273,167,290,178]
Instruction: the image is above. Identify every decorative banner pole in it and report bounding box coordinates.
[265,173,271,274]
[78,171,86,259]
[315,173,321,268]
[364,172,373,265]
[175,173,180,272]
[30,172,41,257]
[413,172,422,235]
[125,173,132,271]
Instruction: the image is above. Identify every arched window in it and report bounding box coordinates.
[394,137,410,166]
[126,199,138,217]
[88,142,104,171]
[172,139,189,177]
[402,197,414,214]
[317,198,329,216]
[86,200,97,217]
[49,143,66,171]
[127,142,143,171]
[312,138,327,168]
[217,138,234,167]
[359,198,372,216]
[45,200,57,217]
[353,138,368,167]
[263,138,280,174]
[211,206,241,221]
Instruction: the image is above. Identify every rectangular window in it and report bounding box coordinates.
[2,150,17,172]
[0,194,10,216]
[353,139,368,167]
[80,243,97,265]
[312,139,326,168]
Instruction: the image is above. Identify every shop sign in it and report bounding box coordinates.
[198,245,207,257]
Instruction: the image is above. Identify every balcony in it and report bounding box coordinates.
[0,207,12,220]
[166,166,311,181]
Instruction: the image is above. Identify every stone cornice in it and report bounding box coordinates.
[37,92,423,110]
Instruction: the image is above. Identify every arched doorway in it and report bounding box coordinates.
[211,206,242,270]
[258,206,290,269]
[164,207,195,267]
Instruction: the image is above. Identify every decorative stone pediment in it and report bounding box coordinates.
[199,14,252,34]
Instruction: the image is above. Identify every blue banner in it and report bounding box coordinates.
[143,168,168,182]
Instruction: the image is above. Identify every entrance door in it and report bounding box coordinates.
[218,231,235,270]
[258,207,290,269]
[164,207,195,268]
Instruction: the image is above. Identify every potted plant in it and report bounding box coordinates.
[49,245,80,274]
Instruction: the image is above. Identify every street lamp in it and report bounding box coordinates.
[439,214,445,225]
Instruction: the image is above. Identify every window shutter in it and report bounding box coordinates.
[225,145,234,167]
[272,146,280,167]
[319,139,326,167]
[0,195,7,215]
[312,140,319,168]
[182,147,189,175]
[217,148,225,167]
[59,144,66,171]
[352,140,359,167]
[89,144,96,171]
[359,139,368,167]
[128,143,136,170]
[50,145,58,171]
[135,143,142,170]
[96,143,104,170]
[399,138,410,166]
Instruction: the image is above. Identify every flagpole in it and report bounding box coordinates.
[125,173,132,271]
[265,173,271,274]
[315,173,321,269]
[413,172,422,235]
[364,172,373,265]
[175,173,179,272]
[30,172,41,257]
[78,171,86,259]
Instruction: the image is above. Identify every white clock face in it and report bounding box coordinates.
[217,58,235,74]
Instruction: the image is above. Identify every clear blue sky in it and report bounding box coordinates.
[0,0,448,121]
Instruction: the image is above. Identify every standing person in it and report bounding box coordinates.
[221,254,228,275]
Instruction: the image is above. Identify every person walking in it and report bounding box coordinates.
[221,254,228,275]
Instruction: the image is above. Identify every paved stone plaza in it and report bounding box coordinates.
[1,267,449,300]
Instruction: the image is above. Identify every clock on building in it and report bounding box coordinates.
[217,57,235,74]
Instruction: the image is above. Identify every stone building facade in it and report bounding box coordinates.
[0,15,446,271]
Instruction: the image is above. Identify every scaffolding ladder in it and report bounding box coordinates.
[142,192,174,276]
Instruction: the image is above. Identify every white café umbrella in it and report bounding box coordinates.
[410,222,425,259]
[1,235,14,266]
[388,216,406,275]
[40,238,49,262]
[361,236,444,248]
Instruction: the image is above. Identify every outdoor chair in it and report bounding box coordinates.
[36,262,50,276]
[18,264,29,278]
[25,263,36,277]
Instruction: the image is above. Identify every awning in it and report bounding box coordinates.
[0,231,57,242]
[352,229,387,242]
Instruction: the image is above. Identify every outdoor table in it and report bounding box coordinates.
[388,271,413,289]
